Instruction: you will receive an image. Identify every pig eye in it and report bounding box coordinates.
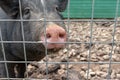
[24,7,30,15]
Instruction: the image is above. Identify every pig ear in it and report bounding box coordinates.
[56,0,68,12]
[0,0,19,17]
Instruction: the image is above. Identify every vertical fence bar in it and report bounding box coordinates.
[107,0,119,79]
[18,0,28,79]
[41,0,48,79]
[66,0,70,79]
[0,26,9,79]
[87,0,95,79]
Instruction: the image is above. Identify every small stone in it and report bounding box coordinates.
[80,71,85,77]
[91,58,98,62]
[58,69,65,75]
[62,70,81,80]
[116,74,120,79]
[111,70,116,79]
[96,71,105,76]
[71,49,76,56]
[63,48,68,53]
[27,65,33,70]
[84,73,91,79]
[114,69,120,74]
[112,55,120,61]
[61,64,66,69]
[81,66,88,71]
[97,52,105,56]
[68,52,72,58]
[72,52,76,56]
[27,65,35,72]
[59,52,64,56]
[91,75,101,80]
[80,51,89,58]
[74,37,81,41]
[90,72,96,77]
[68,64,73,69]
[102,68,108,72]
[80,57,87,61]
[86,69,92,73]
[101,73,108,78]
[77,55,80,59]
[103,55,110,60]
[91,54,97,59]
[97,56,104,61]
[101,64,109,68]
[73,59,78,62]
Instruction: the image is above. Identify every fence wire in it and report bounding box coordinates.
[0,0,120,80]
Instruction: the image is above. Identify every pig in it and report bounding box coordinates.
[0,0,68,78]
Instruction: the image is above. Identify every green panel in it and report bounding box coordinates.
[62,0,120,18]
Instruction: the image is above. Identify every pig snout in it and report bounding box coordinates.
[40,23,66,49]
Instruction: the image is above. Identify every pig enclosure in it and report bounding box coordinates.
[26,19,120,80]
[0,0,120,80]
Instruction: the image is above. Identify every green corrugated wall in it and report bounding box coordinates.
[62,0,120,18]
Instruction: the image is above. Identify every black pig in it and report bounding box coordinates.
[0,0,68,78]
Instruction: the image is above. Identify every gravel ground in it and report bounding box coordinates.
[26,19,120,80]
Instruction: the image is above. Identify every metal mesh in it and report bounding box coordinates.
[0,0,120,80]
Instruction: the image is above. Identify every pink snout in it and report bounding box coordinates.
[40,23,66,49]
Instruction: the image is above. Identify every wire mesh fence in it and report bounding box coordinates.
[0,0,120,80]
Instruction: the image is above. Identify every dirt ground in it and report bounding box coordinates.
[26,19,120,80]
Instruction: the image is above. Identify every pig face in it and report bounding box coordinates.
[23,0,68,50]
[0,0,68,51]
[21,0,68,50]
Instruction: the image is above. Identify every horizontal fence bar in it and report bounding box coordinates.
[0,41,120,44]
[0,19,120,22]
[0,61,120,64]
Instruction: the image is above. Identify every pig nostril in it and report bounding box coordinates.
[59,34,65,38]
[46,33,51,38]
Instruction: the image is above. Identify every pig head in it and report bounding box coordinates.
[0,0,68,78]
